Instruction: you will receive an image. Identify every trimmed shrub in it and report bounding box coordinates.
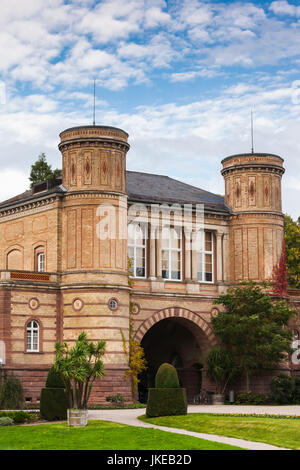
[45,367,65,389]
[235,391,271,405]
[270,373,294,404]
[146,388,187,417]
[0,375,24,409]
[106,394,125,406]
[0,417,13,426]
[293,377,300,404]
[40,388,68,421]
[155,363,179,388]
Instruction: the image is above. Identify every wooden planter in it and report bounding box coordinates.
[212,394,225,405]
[67,409,88,427]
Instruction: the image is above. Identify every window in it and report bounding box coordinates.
[108,298,119,311]
[196,231,214,283]
[26,321,39,352]
[128,223,147,278]
[37,252,45,272]
[162,227,182,280]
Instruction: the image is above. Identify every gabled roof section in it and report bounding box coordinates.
[126,171,230,213]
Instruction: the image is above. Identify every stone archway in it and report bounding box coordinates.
[135,307,217,403]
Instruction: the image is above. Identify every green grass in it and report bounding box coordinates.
[0,420,243,450]
[140,413,300,450]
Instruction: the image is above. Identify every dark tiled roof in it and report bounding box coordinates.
[126,171,229,213]
[0,171,230,214]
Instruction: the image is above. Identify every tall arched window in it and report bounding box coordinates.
[162,227,182,280]
[26,321,39,352]
[128,223,147,278]
[34,247,45,272]
[195,231,214,283]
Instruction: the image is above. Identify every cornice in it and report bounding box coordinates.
[221,163,285,177]
[58,138,130,153]
[0,195,61,222]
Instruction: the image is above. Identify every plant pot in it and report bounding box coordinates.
[212,394,225,405]
[67,409,88,427]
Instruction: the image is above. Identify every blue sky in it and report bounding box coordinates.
[0,0,300,218]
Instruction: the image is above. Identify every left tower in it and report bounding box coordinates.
[58,125,131,402]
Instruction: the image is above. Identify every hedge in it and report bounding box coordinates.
[146,388,187,417]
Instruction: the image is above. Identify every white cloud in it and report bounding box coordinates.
[270,1,300,16]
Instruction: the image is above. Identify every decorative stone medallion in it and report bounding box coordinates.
[211,308,219,318]
[131,303,140,315]
[73,298,84,312]
[29,298,40,310]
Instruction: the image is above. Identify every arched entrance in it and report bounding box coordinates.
[135,307,216,403]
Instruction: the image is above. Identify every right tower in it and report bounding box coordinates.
[221,153,285,283]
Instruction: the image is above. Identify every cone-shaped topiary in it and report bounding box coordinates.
[155,363,180,388]
[45,367,65,389]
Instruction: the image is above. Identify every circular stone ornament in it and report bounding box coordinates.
[73,298,84,312]
[29,298,40,310]
[131,303,140,315]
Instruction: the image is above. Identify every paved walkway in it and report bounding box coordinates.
[88,405,300,451]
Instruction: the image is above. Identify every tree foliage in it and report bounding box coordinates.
[29,153,62,188]
[121,257,147,401]
[213,282,295,391]
[205,346,238,394]
[284,215,300,289]
[54,331,106,409]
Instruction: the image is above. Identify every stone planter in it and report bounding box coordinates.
[212,394,225,405]
[67,409,88,427]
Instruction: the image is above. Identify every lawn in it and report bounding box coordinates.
[0,420,243,450]
[140,414,300,450]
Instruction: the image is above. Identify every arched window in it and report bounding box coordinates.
[162,227,182,280]
[6,249,23,270]
[34,247,45,272]
[26,321,39,352]
[128,223,147,278]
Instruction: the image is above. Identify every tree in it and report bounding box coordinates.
[29,153,62,188]
[206,346,238,395]
[121,257,147,401]
[272,239,288,296]
[54,331,106,409]
[213,282,295,392]
[284,215,300,289]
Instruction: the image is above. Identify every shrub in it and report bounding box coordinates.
[40,388,68,421]
[155,363,179,388]
[270,373,294,404]
[146,389,187,417]
[235,391,271,405]
[106,394,125,405]
[0,375,24,409]
[0,417,14,426]
[293,377,300,404]
[45,367,65,389]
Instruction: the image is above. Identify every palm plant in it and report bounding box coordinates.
[206,346,238,395]
[54,332,106,409]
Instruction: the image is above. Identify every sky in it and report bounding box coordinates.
[0,0,300,219]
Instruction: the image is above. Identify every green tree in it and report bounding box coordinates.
[213,282,295,392]
[206,346,238,394]
[54,331,106,409]
[284,215,300,289]
[29,153,62,188]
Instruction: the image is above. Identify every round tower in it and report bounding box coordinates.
[221,153,285,283]
[58,125,131,402]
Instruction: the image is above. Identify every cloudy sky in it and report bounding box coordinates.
[0,0,300,218]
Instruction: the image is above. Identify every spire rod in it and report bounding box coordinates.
[93,79,96,126]
[251,108,254,154]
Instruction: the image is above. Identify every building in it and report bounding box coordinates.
[0,124,299,405]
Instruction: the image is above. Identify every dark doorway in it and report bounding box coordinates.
[138,317,207,403]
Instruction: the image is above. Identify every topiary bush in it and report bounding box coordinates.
[146,363,187,417]
[45,367,65,389]
[0,417,13,426]
[270,373,294,404]
[40,367,68,421]
[155,363,180,388]
[40,388,68,421]
[0,375,24,409]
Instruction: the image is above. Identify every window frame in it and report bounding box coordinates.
[161,226,182,281]
[26,320,40,353]
[128,222,147,279]
[196,231,214,284]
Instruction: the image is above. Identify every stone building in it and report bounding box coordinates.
[0,124,299,404]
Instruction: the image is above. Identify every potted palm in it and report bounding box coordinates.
[206,346,237,405]
[54,331,106,426]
